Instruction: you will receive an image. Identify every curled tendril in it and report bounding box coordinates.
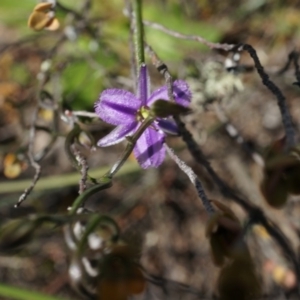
[65,212,133,299]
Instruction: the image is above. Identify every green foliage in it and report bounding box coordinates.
[144,2,221,61]
[62,58,103,109]
[11,64,30,85]
[0,0,33,30]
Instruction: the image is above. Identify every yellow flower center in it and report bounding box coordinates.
[137,106,150,122]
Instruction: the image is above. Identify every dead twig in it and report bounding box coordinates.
[72,146,89,195]
[143,20,235,51]
[15,106,41,207]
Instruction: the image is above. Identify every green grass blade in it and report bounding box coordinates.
[0,283,70,300]
[0,160,139,194]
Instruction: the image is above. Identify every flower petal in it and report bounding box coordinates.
[97,122,138,147]
[173,80,192,106]
[137,64,150,106]
[147,80,191,107]
[157,118,179,135]
[95,89,140,126]
[133,127,165,169]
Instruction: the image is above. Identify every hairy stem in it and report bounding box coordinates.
[165,144,215,215]
[106,116,154,177]
[133,0,145,69]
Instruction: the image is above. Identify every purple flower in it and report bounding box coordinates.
[95,64,191,169]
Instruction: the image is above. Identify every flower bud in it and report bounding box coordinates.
[206,200,242,266]
[261,138,300,208]
[150,99,191,118]
[285,148,300,195]
[260,169,289,208]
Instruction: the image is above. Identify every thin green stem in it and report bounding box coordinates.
[0,283,69,300]
[68,117,154,213]
[133,0,145,69]
[69,178,112,215]
[106,116,154,178]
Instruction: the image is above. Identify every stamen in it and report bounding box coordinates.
[136,106,150,121]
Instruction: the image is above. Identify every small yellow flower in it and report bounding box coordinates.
[3,153,27,179]
[28,2,59,31]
